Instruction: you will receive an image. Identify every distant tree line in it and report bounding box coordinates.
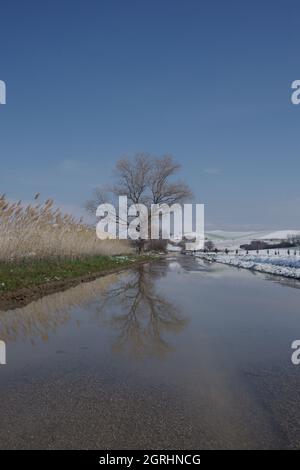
[240,238,300,251]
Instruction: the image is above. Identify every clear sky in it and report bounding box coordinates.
[0,0,299,230]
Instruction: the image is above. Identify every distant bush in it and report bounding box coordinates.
[145,239,168,253]
[204,240,215,252]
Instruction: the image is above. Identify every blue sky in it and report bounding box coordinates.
[0,0,299,230]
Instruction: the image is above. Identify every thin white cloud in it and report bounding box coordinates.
[60,159,82,173]
[203,167,222,175]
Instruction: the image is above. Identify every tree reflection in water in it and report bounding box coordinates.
[93,263,188,358]
[0,261,187,358]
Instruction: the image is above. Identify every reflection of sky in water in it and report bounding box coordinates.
[1,256,300,354]
[1,256,300,448]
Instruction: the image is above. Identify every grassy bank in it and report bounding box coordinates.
[0,254,156,294]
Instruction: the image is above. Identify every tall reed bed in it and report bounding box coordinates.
[0,194,131,262]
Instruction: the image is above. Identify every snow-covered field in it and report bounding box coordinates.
[168,228,300,279]
[197,252,300,279]
[206,229,300,251]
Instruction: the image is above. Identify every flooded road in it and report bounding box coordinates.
[0,256,300,449]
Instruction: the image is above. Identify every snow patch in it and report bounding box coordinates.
[196,252,300,279]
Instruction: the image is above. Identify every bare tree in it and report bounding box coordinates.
[86,153,193,252]
[92,263,188,358]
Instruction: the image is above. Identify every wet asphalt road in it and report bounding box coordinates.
[0,256,300,449]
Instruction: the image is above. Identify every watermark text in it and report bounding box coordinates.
[0,80,6,105]
[291,80,300,105]
[0,340,6,365]
[96,196,204,251]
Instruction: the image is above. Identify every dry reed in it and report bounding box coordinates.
[0,194,131,262]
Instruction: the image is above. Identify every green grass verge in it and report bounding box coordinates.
[0,254,157,293]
